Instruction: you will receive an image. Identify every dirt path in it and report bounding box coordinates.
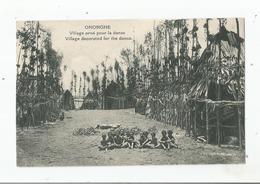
[17,109,245,166]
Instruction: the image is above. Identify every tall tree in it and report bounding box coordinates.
[82,71,87,96]
[95,65,100,96]
[79,75,82,97]
[74,73,77,96]
[90,68,95,90]
[114,59,120,84]
[86,75,90,92]
[101,61,107,109]
[70,71,74,92]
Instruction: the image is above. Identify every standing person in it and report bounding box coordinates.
[26,103,35,128]
[21,105,28,130]
[17,104,24,131]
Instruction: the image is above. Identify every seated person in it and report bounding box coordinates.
[59,112,64,121]
[167,130,179,148]
[159,130,170,149]
[126,131,139,149]
[138,131,150,148]
[119,129,127,142]
[106,132,116,149]
[98,133,109,151]
[114,133,129,148]
[147,132,160,148]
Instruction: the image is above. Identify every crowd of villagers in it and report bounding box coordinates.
[98,129,179,151]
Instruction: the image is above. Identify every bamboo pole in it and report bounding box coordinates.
[194,102,197,139]
[216,19,222,147]
[236,18,243,149]
[205,19,210,144]
[188,110,191,136]
[17,46,22,76]
[205,102,209,143]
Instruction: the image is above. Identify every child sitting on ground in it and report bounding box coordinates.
[114,132,129,148]
[167,130,179,149]
[159,130,170,150]
[138,131,150,148]
[148,132,160,148]
[126,131,139,149]
[98,133,109,151]
[107,132,116,150]
[120,130,128,145]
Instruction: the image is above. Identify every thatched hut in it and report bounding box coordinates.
[188,27,245,145]
[61,90,75,110]
[80,92,99,110]
[189,27,245,100]
[104,81,126,109]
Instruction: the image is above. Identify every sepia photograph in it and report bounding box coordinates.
[16,18,245,166]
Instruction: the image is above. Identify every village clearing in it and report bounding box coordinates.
[17,109,245,166]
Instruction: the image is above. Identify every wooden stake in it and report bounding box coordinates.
[194,102,197,138]
[188,110,191,136]
[236,18,243,149]
[206,102,209,143]
[216,104,221,146]
[205,18,210,144]
[217,19,222,147]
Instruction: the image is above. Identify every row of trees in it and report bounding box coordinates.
[69,18,243,117]
[17,21,63,97]
[123,18,243,102]
[125,18,244,146]
[16,21,63,126]
[69,57,126,99]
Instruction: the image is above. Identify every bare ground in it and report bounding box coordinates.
[17,109,245,166]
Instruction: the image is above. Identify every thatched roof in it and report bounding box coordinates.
[62,90,75,110]
[189,27,245,101]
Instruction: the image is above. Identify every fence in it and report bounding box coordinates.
[143,93,245,148]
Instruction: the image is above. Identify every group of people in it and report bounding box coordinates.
[98,129,179,151]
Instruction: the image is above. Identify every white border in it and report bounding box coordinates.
[0,0,260,182]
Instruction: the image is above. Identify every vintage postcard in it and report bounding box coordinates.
[16,18,245,166]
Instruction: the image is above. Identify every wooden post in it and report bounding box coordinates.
[205,59,209,143]
[187,110,191,136]
[205,19,210,144]
[194,102,197,139]
[206,102,209,143]
[164,92,167,124]
[216,19,222,147]
[216,104,221,147]
[238,106,242,149]
[17,46,22,76]
[185,109,188,132]
[236,18,243,149]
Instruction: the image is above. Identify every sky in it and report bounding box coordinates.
[17,18,245,92]
[40,20,155,91]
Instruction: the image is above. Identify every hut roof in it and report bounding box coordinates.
[105,80,122,97]
[64,89,73,96]
[82,91,97,101]
[189,27,245,100]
